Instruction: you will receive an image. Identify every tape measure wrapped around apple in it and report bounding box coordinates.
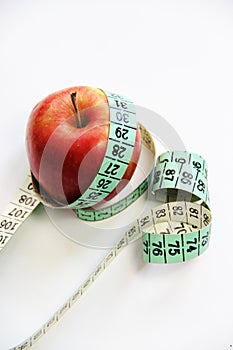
[26,87,142,212]
[0,86,212,349]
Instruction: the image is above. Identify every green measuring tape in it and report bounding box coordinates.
[0,90,212,349]
[70,91,138,209]
[76,122,155,221]
[142,151,211,264]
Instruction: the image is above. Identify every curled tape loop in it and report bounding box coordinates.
[142,151,211,264]
[0,92,212,349]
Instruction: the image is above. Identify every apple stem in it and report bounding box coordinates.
[71,92,83,128]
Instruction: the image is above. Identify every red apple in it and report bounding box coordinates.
[26,86,141,207]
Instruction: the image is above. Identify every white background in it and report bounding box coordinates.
[0,0,233,349]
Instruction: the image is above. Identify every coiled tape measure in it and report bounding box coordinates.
[0,91,212,349]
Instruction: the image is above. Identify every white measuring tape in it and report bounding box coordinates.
[0,89,212,349]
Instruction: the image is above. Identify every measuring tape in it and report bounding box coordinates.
[76,121,155,221]
[0,90,212,349]
[70,91,138,209]
[142,151,211,263]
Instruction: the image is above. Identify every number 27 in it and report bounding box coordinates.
[104,162,120,176]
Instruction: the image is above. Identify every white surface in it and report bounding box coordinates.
[0,0,232,349]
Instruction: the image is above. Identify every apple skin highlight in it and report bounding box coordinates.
[26,86,141,207]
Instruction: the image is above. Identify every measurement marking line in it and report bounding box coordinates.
[192,171,199,193]
[122,141,134,148]
[110,121,136,130]
[19,188,33,195]
[124,124,137,130]
[167,203,172,221]
[89,188,111,194]
[110,121,122,126]
[110,106,136,114]
[109,137,120,143]
[98,173,121,181]
[188,153,192,164]
[0,214,22,222]
[159,161,167,188]
[0,230,13,236]
[105,155,128,165]
[181,234,185,262]
[163,235,167,264]
[198,230,201,256]
[10,201,31,210]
